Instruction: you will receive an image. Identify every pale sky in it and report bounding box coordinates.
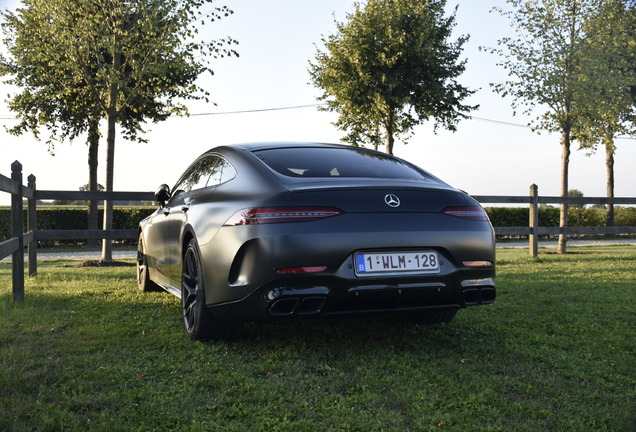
[1,0,634,205]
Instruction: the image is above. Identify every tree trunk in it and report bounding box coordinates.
[101,112,116,263]
[385,111,395,155]
[605,139,615,227]
[557,128,570,254]
[101,45,121,263]
[87,119,100,248]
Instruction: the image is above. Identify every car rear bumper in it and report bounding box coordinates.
[199,212,496,322]
[208,270,495,322]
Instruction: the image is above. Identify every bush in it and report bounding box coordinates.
[615,207,636,226]
[485,206,636,228]
[484,207,528,227]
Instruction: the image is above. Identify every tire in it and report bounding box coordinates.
[137,233,160,292]
[181,239,242,341]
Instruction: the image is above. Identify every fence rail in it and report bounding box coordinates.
[1,161,153,301]
[492,226,636,236]
[35,190,154,201]
[472,195,636,206]
[2,162,636,302]
[473,185,636,256]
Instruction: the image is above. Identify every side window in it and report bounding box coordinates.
[173,156,220,194]
[207,157,237,187]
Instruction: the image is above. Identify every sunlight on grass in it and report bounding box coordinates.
[1,246,635,431]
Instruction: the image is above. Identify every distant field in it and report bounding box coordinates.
[1,246,634,431]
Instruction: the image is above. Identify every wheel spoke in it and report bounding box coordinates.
[182,248,200,331]
[188,251,198,279]
[182,252,198,296]
[183,299,196,330]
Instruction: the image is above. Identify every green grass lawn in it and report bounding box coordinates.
[1,246,634,431]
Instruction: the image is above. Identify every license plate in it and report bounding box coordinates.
[354,251,440,276]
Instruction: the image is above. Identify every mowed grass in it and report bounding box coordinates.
[0,246,634,432]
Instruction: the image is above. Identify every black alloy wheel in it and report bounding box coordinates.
[181,239,241,341]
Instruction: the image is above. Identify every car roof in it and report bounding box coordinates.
[219,142,352,152]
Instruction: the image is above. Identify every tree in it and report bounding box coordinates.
[1,0,238,261]
[309,0,476,155]
[576,0,636,226]
[487,0,605,254]
[568,188,584,209]
[1,3,105,245]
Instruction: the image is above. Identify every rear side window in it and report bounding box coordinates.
[208,157,237,187]
[253,147,433,181]
[173,154,236,194]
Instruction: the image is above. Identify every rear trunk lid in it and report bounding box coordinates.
[287,180,469,213]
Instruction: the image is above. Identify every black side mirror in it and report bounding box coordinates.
[155,184,171,207]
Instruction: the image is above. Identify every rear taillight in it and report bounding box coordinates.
[442,206,489,221]
[223,207,342,226]
[463,261,493,267]
[276,266,327,274]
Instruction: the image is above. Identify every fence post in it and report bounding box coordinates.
[11,161,24,302]
[28,174,37,276]
[529,184,539,258]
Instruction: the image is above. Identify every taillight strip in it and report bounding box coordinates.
[442,206,489,221]
[224,207,342,226]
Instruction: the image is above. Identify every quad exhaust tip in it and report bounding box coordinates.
[462,287,496,305]
[269,296,327,316]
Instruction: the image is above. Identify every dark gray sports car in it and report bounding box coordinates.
[137,142,495,340]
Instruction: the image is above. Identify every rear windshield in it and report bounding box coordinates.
[253,147,434,181]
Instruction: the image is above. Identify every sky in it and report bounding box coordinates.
[0,0,634,206]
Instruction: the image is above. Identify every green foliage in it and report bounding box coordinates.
[575,0,636,151]
[486,0,636,163]
[0,0,239,147]
[485,0,636,252]
[309,0,475,154]
[0,246,635,430]
[1,0,238,260]
[483,206,636,228]
[485,207,528,227]
[541,206,561,227]
[488,0,606,135]
[568,188,584,208]
[615,206,636,226]
[568,207,604,227]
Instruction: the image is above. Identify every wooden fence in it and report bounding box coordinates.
[2,161,636,302]
[472,184,636,257]
[1,161,153,301]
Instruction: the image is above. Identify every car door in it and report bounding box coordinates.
[152,155,222,284]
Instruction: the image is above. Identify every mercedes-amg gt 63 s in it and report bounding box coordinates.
[137,142,496,341]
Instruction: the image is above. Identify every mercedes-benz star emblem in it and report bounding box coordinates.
[384,194,401,208]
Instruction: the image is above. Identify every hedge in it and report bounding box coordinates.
[484,206,636,228]
[1,206,635,244]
